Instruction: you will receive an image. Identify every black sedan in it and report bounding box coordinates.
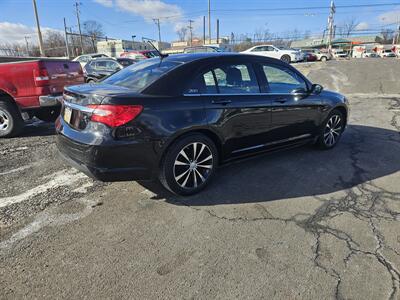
[56,53,348,195]
[83,58,123,83]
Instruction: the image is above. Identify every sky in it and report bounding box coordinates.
[1,0,400,45]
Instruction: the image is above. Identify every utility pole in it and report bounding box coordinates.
[74,2,84,55]
[208,0,211,44]
[153,18,161,49]
[63,18,71,58]
[203,16,206,44]
[188,20,194,46]
[32,0,45,56]
[327,0,336,53]
[216,19,219,44]
[24,36,30,56]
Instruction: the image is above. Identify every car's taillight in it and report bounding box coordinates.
[87,104,143,127]
[33,68,50,86]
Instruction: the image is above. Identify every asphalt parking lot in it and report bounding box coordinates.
[1,59,400,299]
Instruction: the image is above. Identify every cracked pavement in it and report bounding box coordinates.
[0,60,399,299]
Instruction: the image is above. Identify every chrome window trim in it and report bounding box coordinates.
[183,93,294,97]
[232,133,312,154]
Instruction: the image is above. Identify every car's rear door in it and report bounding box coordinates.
[259,62,322,142]
[186,61,272,157]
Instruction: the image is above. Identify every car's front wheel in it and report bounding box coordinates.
[159,134,218,195]
[317,110,345,149]
[320,56,327,62]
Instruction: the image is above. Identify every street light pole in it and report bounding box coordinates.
[32,0,45,56]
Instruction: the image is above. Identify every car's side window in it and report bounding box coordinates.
[213,64,259,94]
[186,71,217,94]
[95,61,107,70]
[262,64,307,94]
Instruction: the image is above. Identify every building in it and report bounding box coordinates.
[290,35,384,50]
[163,37,233,54]
[96,39,171,57]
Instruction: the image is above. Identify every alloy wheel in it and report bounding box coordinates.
[0,109,9,131]
[173,142,213,189]
[324,114,342,147]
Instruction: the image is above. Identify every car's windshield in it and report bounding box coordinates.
[102,59,180,91]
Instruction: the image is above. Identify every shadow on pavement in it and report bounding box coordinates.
[139,124,400,206]
[19,120,56,138]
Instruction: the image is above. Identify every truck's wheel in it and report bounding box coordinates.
[0,101,24,138]
[35,107,61,122]
[280,55,291,64]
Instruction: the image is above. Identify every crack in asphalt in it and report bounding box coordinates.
[172,98,400,299]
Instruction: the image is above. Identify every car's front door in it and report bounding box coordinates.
[186,62,272,157]
[259,63,322,142]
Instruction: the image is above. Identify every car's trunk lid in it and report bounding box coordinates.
[62,83,140,131]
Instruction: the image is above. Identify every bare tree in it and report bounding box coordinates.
[176,27,188,42]
[338,18,359,37]
[83,20,104,38]
[43,31,67,57]
[381,29,395,43]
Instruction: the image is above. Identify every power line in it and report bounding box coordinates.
[210,2,400,12]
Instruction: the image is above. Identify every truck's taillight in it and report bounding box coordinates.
[33,68,50,86]
[87,105,143,127]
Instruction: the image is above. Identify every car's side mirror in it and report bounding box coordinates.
[291,87,308,97]
[311,84,323,94]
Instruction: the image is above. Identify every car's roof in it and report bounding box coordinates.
[163,52,263,63]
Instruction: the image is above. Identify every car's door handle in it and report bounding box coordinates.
[212,99,232,105]
[273,98,287,104]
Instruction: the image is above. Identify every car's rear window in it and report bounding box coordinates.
[102,59,180,91]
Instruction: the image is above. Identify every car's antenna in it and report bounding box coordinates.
[142,38,168,59]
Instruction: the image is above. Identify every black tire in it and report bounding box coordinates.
[35,107,61,122]
[87,78,96,83]
[321,56,327,62]
[316,109,345,150]
[280,55,291,64]
[0,101,24,138]
[159,134,219,195]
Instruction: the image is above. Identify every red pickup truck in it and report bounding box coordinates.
[0,57,84,137]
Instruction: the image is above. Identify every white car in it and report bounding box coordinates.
[380,50,396,58]
[333,51,349,59]
[241,45,302,63]
[72,53,109,67]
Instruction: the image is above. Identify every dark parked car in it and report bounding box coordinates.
[303,52,318,62]
[56,53,349,195]
[83,58,123,83]
[116,57,138,67]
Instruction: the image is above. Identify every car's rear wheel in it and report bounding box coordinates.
[317,110,345,149]
[0,101,24,138]
[159,134,218,195]
[280,55,291,64]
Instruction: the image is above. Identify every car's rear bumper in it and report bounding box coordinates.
[55,119,158,182]
[57,147,153,181]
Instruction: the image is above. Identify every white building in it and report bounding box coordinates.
[96,39,170,57]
